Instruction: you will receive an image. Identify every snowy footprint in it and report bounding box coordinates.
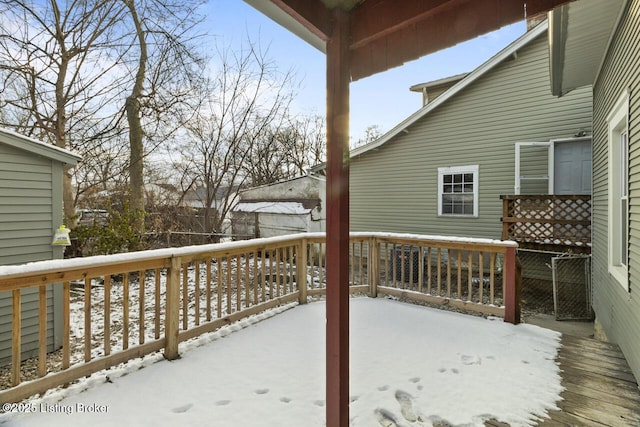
[374,408,400,427]
[395,390,419,422]
[460,354,482,365]
[171,403,193,413]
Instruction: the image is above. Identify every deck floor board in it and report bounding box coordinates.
[538,335,640,426]
[486,334,640,426]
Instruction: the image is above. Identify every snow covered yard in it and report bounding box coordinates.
[1,297,562,427]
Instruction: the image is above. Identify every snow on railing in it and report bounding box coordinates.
[0,232,519,403]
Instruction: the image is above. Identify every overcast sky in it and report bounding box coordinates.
[204,1,528,141]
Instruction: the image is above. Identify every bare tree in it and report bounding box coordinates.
[169,40,295,235]
[243,113,326,186]
[0,0,130,224]
[351,124,383,148]
[121,0,205,235]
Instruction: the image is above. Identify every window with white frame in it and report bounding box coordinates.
[437,165,479,217]
[607,90,630,290]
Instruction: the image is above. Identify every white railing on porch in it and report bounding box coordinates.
[0,232,519,404]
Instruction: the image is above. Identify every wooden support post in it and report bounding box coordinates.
[326,7,350,427]
[298,239,308,304]
[165,256,180,360]
[504,247,521,324]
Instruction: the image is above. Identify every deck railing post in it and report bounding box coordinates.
[165,256,181,360]
[298,238,308,304]
[504,246,521,324]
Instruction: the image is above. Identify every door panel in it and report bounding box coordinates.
[554,140,592,195]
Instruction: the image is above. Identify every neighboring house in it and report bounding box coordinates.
[548,0,640,382]
[232,174,326,239]
[350,20,592,241]
[349,20,594,319]
[0,128,81,365]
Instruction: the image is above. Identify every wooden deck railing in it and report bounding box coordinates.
[0,232,518,403]
[501,194,591,252]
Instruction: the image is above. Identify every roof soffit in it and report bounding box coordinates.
[549,0,627,96]
[245,0,576,81]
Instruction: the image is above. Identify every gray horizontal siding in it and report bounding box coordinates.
[0,142,57,364]
[591,0,640,382]
[351,32,593,242]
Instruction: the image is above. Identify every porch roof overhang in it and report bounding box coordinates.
[244,0,576,81]
[549,0,628,96]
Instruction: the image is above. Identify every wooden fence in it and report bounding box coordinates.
[0,232,518,403]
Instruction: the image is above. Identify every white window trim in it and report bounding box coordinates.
[437,165,479,218]
[606,89,630,291]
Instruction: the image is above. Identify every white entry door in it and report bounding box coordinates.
[553,139,592,195]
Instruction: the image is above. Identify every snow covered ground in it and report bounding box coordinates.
[1,297,563,427]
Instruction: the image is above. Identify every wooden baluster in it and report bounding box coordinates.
[319,243,324,288]
[245,252,250,308]
[195,262,200,326]
[38,285,46,377]
[217,257,223,318]
[436,247,442,295]
[490,252,496,305]
[457,250,462,298]
[105,275,112,355]
[426,247,432,293]
[62,282,70,369]
[205,260,211,321]
[479,253,484,304]
[236,255,241,312]
[139,270,145,344]
[12,289,21,386]
[85,277,92,361]
[123,274,129,350]
[154,269,160,340]
[182,263,188,330]
[276,249,281,297]
[446,248,452,297]
[253,250,259,304]
[467,252,473,302]
[227,256,232,314]
[359,242,364,287]
[418,245,424,293]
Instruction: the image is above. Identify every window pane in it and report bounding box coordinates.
[444,174,452,184]
[453,174,462,183]
[464,173,473,182]
[463,183,473,193]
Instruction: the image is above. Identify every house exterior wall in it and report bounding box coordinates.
[0,142,63,364]
[350,32,593,241]
[591,0,640,381]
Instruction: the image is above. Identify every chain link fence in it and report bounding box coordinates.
[519,249,592,320]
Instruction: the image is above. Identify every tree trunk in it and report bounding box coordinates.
[125,0,147,236]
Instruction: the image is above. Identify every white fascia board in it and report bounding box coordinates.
[350,20,548,159]
[0,127,82,165]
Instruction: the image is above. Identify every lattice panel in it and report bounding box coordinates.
[502,195,591,247]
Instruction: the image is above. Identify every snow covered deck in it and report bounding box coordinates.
[0,232,520,405]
